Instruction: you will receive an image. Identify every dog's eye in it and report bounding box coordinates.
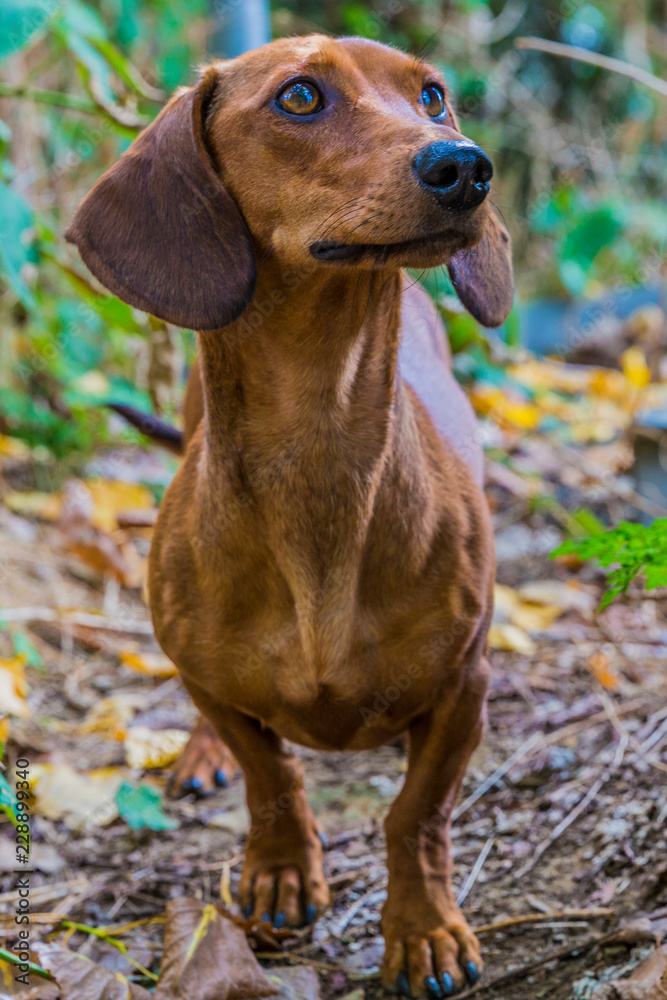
[422,84,447,119]
[277,80,323,116]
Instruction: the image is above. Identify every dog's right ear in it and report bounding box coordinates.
[65,68,256,332]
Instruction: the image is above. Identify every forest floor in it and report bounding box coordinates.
[1,351,667,1000]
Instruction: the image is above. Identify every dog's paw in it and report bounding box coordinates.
[382,915,481,997]
[239,856,330,929]
[167,716,237,798]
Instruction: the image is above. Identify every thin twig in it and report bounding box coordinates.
[0,607,153,634]
[0,945,52,981]
[600,689,667,775]
[515,730,628,880]
[473,908,615,934]
[457,837,494,905]
[515,37,667,98]
[0,83,104,114]
[456,929,618,998]
[454,733,542,821]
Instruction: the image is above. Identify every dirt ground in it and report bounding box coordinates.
[0,428,666,1000]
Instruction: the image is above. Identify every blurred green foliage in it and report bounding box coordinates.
[0,0,665,463]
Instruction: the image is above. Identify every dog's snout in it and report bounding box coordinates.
[414,141,493,210]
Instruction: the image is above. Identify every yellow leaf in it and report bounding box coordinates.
[30,764,124,829]
[0,434,32,460]
[120,650,178,678]
[125,727,190,769]
[494,584,563,633]
[84,479,155,533]
[0,657,30,718]
[0,715,10,747]
[588,652,618,690]
[509,359,592,394]
[80,693,144,741]
[621,346,651,389]
[471,386,541,430]
[589,368,630,400]
[488,623,535,653]
[4,491,62,521]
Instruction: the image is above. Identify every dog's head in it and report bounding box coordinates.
[66,35,513,332]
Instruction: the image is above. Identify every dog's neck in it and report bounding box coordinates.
[198,261,403,475]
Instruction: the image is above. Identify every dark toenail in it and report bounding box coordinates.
[396,972,410,996]
[440,973,455,996]
[215,769,228,787]
[425,976,442,998]
[318,831,328,848]
[274,912,286,929]
[306,904,317,925]
[261,912,271,923]
[181,778,194,791]
[190,776,203,790]
[242,904,252,918]
[465,962,479,985]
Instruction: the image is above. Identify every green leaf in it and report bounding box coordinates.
[11,629,45,670]
[0,0,55,61]
[0,771,18,826]
[0,182,38,307]
[116,781,178,831]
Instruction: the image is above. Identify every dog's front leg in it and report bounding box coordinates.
[382,654,490,998]
[186,689,329,928]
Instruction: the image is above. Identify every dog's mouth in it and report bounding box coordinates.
[309,230,468,263]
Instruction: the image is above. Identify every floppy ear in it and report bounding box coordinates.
[65,68,256,332]
[448,211,513,329]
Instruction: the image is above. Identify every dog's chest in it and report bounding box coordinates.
[153,499,484,752]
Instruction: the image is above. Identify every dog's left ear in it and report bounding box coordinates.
[65,68,256,332]
[448,211,513,328]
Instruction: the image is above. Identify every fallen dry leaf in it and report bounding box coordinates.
[594,944,667,998]
[621,345,651,389]
[494,584,563,633]
[79,693,145,741]
[518,579,596,614]
[588,652,619,691]
[0,657,30,718]
[266,967,321,1000]
[84,479,154,533]
[125,726,190,769]
[59,480,146,588]
[30,764,124,830]
[35,943,152,1000]
[120,650,178,678]
[154,897,279,1000]
[13,983,61,1000]
[488,623,535,654]
[3,491,62,521]
[470,385,541,430]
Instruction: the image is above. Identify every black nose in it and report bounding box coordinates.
[414,140,493,209]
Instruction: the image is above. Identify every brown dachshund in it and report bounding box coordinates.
[66,34,513,998]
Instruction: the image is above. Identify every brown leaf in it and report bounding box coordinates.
[154,898,279,1000]
[12,982,61,1000]
[267,967,321,1000]
[595,945,667,999]
[35,943,152,1000]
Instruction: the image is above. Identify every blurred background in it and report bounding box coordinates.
[0,0,665,465]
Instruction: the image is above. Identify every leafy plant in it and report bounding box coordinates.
[553,519,667,609]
